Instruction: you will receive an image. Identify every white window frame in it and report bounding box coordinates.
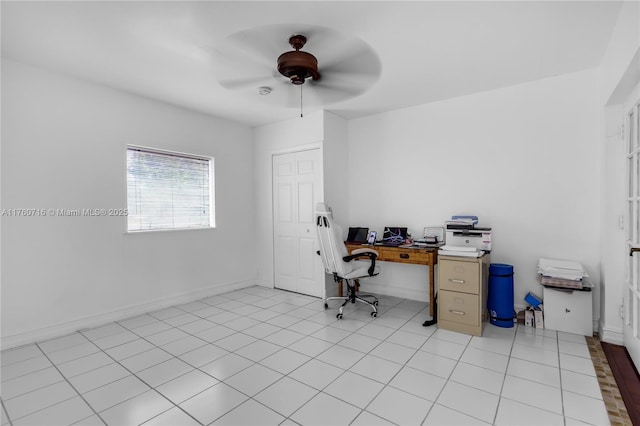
[126,145,215,233]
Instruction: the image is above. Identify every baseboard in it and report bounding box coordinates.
[1,280,256,350]
[253,279,274,289]
[599,323,624,345]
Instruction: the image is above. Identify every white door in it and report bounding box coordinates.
[273,149,323,297]
[624,84,640,371]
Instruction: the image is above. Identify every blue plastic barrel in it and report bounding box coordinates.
[488,263,515,328]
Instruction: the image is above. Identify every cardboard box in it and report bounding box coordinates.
[534,306,544,329]
[524,308,535,327]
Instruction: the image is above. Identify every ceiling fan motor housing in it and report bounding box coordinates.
[277,35,321,85]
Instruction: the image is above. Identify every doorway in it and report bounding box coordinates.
[272,148,324,297]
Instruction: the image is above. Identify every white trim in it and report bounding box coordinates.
[253,279,274,289]
[127,144,212,162]
[270,141,322,157]
[1,280,256,350]
[599,323,625,345]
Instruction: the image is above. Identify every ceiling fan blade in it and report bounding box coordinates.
[320,46,381,79]
[315,69,378,95]
[213,34,278,70]
[218,75,276,90]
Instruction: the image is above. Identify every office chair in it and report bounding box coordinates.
[315,202,380,319]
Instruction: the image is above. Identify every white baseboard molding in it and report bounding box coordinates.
[599,323,624,345]
[1,280,256,350]
[253,280,274,289]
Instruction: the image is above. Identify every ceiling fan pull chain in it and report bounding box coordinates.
[300,84,304,118]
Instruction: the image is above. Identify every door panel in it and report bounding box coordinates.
[277,184,293,222]
[273,149,323,297]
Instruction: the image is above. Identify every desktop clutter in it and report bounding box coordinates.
[347,215,494,252]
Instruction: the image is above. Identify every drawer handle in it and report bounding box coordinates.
[449,309,466,315]
[399,254,410,259]
[448,279,465,284]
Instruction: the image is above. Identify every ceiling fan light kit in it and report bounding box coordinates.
[277,35,320,85]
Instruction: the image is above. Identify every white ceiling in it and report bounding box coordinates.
[1,1,623,127]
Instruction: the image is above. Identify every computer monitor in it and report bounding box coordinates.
[347,227,369,243]
[382,227,408,245]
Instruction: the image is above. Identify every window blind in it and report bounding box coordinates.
[127,147,213,231]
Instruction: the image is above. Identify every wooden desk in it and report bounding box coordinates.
[344,243,439,317]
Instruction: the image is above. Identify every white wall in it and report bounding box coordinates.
[322,112,350,229]
[1,60,255,348]
[348,70,602,307]
[598,0,640,344]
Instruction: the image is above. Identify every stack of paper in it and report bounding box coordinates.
[537,258,588,289]
[438,245,484,258]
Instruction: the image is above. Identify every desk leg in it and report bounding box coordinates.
[429,265,435,318]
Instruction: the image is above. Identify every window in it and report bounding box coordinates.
[127,146,214,232]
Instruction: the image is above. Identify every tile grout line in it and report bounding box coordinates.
[281,305,410,425]
[555,331,567,423]
[491,325,519,426]
[1,397,14,426]
[86,314,227,425]
[7,288,607,426]
[33,341,107,426]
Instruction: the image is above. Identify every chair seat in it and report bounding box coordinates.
[343,265,380,280]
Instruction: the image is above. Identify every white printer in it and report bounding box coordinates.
[444,216,492,251]
[445,228,492,251]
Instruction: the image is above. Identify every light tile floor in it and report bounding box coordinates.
[0,286,611,426]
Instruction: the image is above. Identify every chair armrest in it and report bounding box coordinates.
[343,249,378,276]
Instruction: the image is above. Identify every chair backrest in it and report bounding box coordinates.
[315,202,353,279]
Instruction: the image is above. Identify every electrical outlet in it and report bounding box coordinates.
[619,215,625,230]
[619,303,625,319]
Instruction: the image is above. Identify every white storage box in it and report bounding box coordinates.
[542,286,592,336]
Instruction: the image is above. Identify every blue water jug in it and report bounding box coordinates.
[488,263,515,328]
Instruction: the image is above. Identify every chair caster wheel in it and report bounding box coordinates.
[336,314,343,319]
[371,312,377,318]
[324,303,328,309]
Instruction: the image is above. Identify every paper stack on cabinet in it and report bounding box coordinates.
[537,258,588,289]
[438,245,484,258]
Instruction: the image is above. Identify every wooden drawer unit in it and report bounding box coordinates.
[437,254,490,336]
[376,246,435,265]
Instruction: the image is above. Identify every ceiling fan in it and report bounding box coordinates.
[212,24,381,110]
[277,34,320,86]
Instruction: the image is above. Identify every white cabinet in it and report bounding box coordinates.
[543,287,593,336]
